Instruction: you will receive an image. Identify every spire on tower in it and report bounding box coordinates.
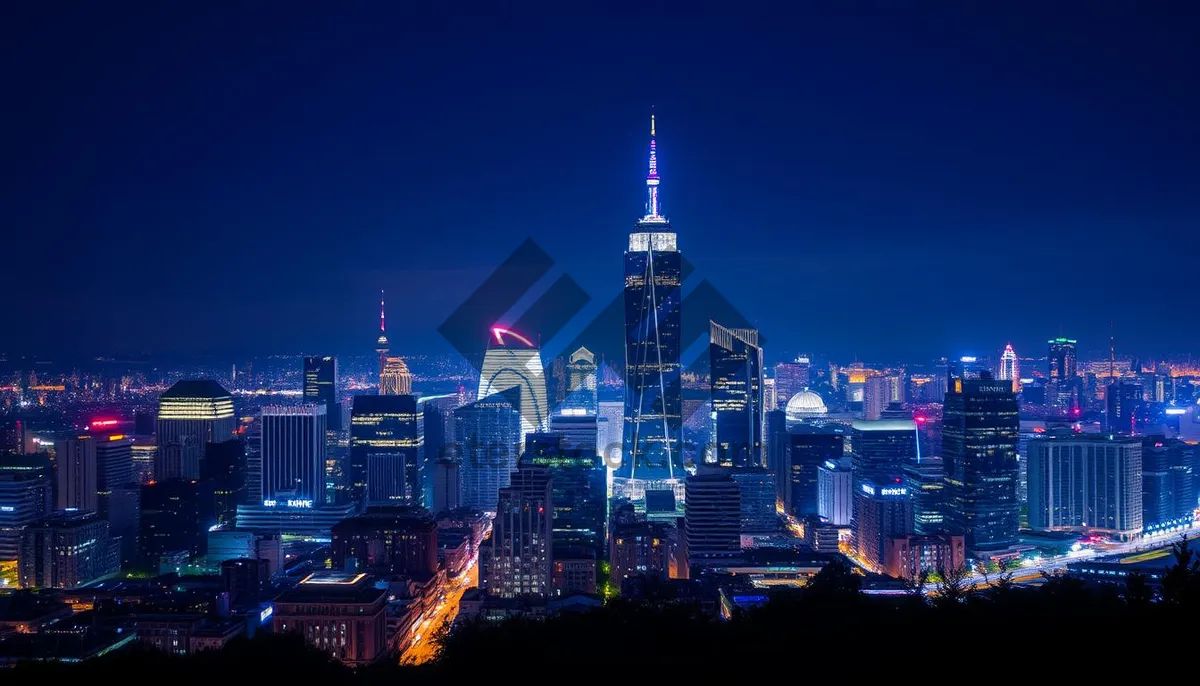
[375,290,389,355]
[644,107,664,221]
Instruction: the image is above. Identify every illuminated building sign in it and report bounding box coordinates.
[960,356,977,363]
[262,499,313,509]
[259,605,274,624]
[1165,408,1187,416]
[861,484,875,496]
[881,487,907,497]
[0,506,14,513]
[91,419,120,429]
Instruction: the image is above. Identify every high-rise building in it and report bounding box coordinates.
[94,435,134,521]
[478,327,549,438]
[139,478,215,564]
[620,113,682,484]
[564,346,598,413]
[849,419,918,482]
[943,374,1020,555]
[261,405,327,504]
[684,469,741,572]
[597,400,624,467]
[765,409,788,505]
[1027,433,1143,540]
[203,438,246,526]
[884,534,966,581]
[1141,436,1198,530]
[863,376,903,421]
[156,380,236,480]
[905,456,946,535]
[303,356,340,432]
[454,388,523,512]
[788,428,844,518]
[853,478,914,572]
[0,454,52,565]
[610,520,672,586]
[379,356,413,396]
[817,457,853,526]
[549,410,598,457]
[998,343,1019,393]
[347,395,423,508]
[774,357,811,409]
[432,459,460,514]
[20,510,119,589]
[731,469,776,535]
[1048,337,1078,382]
[709,322,764,469]
[55,437,98,512]
[487,465,553,598]
[348,395,422,507]
[1106,381,1144,434]
[519,433,606,556]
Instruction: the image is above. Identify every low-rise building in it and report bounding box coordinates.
[273,571,387,667]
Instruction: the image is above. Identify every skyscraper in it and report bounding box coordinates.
[303,356,341,432]
[487,465,553,598]
[349,395,425,507]
[55,437,98,512]
[156,380,236,480]
[684,469,742,572]
[454,388,523,512]
[520,433,606,556]
[1027,432,1143,541]
[261,405,327,504]
[1048,337,1078,381]
[477,327,549,438]
[998,343,1019,393]
[774,357,811,409]
[0,454,52,565]
[943,374,1020,555]
[20,511,118,589]
[621,113,682,484]
[564,347,598,413]
[709,322,764,469]
[1106,381,1143,434]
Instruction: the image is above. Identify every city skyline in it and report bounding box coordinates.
[5,8,1199,360]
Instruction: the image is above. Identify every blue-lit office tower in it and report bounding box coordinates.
[1048,337,1080,411]
[0,455,52,565]
[520,433,606,556]
[303,356,341,432]
[454,388,523,512]
[905,456,946,535]
[1141,436,1197,530]
[787,427,844,518]
[1106,381,1143,434]
[849,419,917,564]
[709,322,764,469]
[348,395,423,508]
[620,114,683,485]
[549,411,598,457]
[765,409,788,505]
[261,405,327,504]
[943,374,1020,555]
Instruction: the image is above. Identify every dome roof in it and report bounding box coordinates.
[785,390,827,424]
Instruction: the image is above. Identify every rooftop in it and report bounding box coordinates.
[160,379,232,400]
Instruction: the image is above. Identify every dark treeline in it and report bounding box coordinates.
[8,539,1200,681]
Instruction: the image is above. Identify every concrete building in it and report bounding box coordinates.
[273,571,388,667]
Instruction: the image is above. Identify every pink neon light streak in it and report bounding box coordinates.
[491,326,534,348]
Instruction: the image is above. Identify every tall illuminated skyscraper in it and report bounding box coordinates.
[303,356,340,431]
[156,380,236,480]
[998,343,1019,393]
[564,347,598,413]
[620,113,682,484]
[261,405,327,504]
[709,322,763,468]
[1048,337,1077,381]
[477,327,548,438]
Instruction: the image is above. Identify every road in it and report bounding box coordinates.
[401,541,483,665]
[923,524,1200,594]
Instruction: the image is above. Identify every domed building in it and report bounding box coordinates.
[785,390,828,428]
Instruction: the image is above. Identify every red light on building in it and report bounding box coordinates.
[90,419,119,429]
[914,416,927,423]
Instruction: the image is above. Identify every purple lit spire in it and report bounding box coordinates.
[645,108,662,219]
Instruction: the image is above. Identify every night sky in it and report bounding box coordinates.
[5,4,1198,362]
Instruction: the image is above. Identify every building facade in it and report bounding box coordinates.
[709,322,764,468]
[1027,433,1143,540]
